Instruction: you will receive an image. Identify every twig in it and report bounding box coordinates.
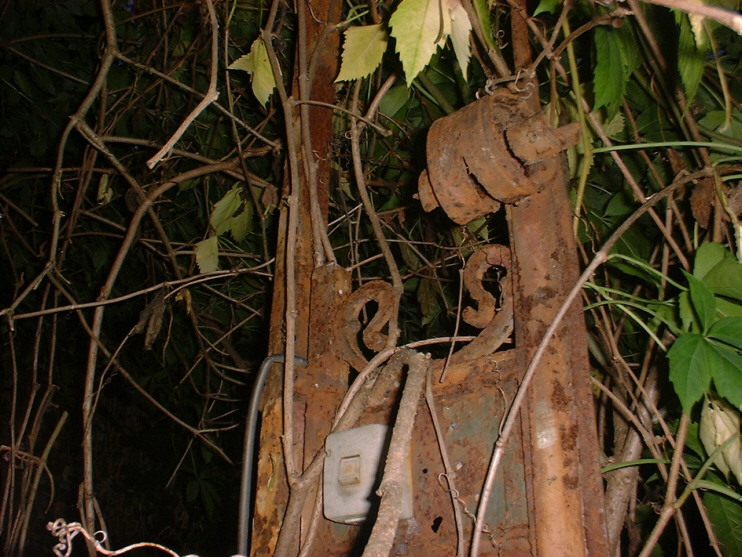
[350,80,403,347]
[147,0,219,169]
[362,350,429,557]
[425,368,466,557]
[630,0,742,34]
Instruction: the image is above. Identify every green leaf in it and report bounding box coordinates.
[667,333,712,413]
[701,247,742,301]
[471,0,495,49]
[449,3,472,78]
[390,0,450,84]
[593,27,625,114]
[694,242,728,280]
[675,11,707,103]
[685,271,717,334]
[186,479,199,502]
[708,317,742,351]
[195,235,219,274]
[707,343,742,409]
[703,491,742,556]
[335,24,389,82]
[210,186,243,235]
[229,200,252,243]
[533,0,560,16]
[228,37,276,106]
[378,84,411,118]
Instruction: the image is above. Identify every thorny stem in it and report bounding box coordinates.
[470,171,708,557]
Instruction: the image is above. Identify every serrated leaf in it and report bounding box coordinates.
[694,242,729,280]
[701,246,742,301]
[675,11,707,103]
[668,333,712,413]
[604,112,625,137]
[228,37,276,106]
[195,235,219,274]
[707,343,742,409]
[708,317,742,350]
[336,24,389,82]
[704,491,742,556]
[685,271,717,334]
[449,3,471,78]
[390,0,451,84]
[593,27,625,113]
[210,186,243,235]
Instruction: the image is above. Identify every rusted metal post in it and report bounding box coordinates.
[508,3,609,555]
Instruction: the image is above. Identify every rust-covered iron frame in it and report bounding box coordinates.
[250,0,609,552]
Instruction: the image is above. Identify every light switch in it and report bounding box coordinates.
[323,424,413,524]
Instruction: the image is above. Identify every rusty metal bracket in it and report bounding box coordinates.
[418,89,580,224]
[335,280,397,372]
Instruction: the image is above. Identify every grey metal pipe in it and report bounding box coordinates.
[237,354,307,556]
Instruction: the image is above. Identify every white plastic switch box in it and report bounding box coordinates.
[323,423,413,524]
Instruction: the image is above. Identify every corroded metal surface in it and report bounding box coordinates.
[418,90,580,225]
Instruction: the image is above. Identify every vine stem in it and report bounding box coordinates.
[350,79,403,347]
[361,351,430,557]
[632,0,742,34]
[146,0,219,169]
[470,170,708,557]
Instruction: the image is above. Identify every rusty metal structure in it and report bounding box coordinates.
[248,0,609,553]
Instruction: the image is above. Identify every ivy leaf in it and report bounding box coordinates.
[667,333,713,413]
[685,271,717,334]
[390,0,451,84]
[675,11,707,103]
[593,26,625,114]
[449,2,472,78]
[195,235,219,274]
[336,24,389,82]
[228,37,276,106]
[704,491,742,556]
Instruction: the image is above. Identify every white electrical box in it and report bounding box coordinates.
[323,423,413,524]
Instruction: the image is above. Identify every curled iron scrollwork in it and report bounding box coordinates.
[336,280,397,372]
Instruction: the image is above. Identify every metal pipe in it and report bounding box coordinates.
[237,354,307,556]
